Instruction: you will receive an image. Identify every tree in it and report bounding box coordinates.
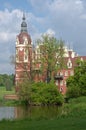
[0,74,14,89]
[0,75,4,86]
[75,60,86,95]
[66,60,86,98]
[66,76,80,98]
[36,35,65,82]
[18,80,32,105]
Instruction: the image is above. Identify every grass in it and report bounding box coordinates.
[0,86,15,105]
[0,86,15,99]
[62,96,86,117]
[0,116,86,130]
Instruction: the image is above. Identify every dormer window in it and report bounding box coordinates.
[67,58,72,68]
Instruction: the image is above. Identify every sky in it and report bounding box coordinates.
[0,0,86,74]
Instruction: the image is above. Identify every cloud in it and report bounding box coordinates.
[0,0,86,74]
[28,0,49,14]
[36,0,86,55]
[3,2,13,10]
[43,29,55,37]
[0,9,22,74]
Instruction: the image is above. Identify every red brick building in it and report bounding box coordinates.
[15,14,86,94]
[55,50,86,94]
[34,44,86,94]
[15,13,32,91]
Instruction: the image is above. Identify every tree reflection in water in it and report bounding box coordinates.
[14,106,62,119]
[0,106,62,120]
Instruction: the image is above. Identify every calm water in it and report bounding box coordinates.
[0,106,62,120]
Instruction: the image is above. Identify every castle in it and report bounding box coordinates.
[15,14,86,94]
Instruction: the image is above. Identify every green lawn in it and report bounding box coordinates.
[0,86,15,100]
[0,117,86,130]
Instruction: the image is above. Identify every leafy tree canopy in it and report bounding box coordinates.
[66,60,86,98]
[36,35,65,82]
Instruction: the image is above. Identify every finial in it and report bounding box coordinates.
[21,12,27,33]
[22,12,25,20]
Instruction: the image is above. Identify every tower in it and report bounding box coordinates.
[15,13,32,91]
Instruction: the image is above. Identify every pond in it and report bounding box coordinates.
[0,106,63,120]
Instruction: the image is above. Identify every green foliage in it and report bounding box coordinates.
[66,85,80,98]
[79,74,86,95]
[66,76,80,98]
[36,35,65,81]
[66,76,75,88]
[63,96,86,117]
[18,80,32,105]
[0,74,14,90]
[31,81,64,105]
[0,87,15,105]
[66,60,86,98]
[18,80,64,106]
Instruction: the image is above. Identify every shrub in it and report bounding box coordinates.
[31,81,64,105]
[66,85,80,99]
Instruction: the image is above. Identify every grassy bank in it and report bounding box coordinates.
[62,96,86,117]
[0,96,86,130]
[0,86,16,105]
[0,116,86,130]
[0,87,15,99]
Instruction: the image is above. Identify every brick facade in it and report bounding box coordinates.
[15,14,86,94]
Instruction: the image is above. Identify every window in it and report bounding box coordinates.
[60,72,63,76]
[16,74,18,77]
[67,58,72,68]
[60,87,63,92]
[65,71,68,76]
[81,57,83,61]
[16,48,18,55]
[55,81,58,85]
[24,48,28,62]
[70,70,74,76]
[60,80,63,86]
[64,81,66,86]
[16,55,19,62]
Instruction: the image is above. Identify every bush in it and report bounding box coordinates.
[31,81,64,105]
[18,81,64,106]
[66,85,80,99]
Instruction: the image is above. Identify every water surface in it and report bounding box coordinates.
[0,106,62,120]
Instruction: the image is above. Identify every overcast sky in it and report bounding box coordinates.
[0,0,86,74]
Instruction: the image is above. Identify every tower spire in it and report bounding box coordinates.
[21,13,27,33]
